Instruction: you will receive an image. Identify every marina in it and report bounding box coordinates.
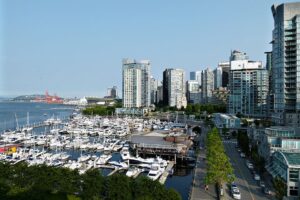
[0,102,195,200]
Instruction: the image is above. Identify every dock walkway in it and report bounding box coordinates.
[159,161,175,184]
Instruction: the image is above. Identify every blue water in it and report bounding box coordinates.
[0,102,75,132]
[0,102,193,200]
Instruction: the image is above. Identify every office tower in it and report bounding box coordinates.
[122,59,151,108]
[228,51,269,118]
[107,86,118,98]
[265,52,273,117]
[190,71,202,84]
[230,50,249,61]
[271,3,300,126]
[186,80,201,104]
[150,77,161,104]
[218,62,230,87]
[213,66,223,90]
[163,68,187,109]
[201,68,214,103]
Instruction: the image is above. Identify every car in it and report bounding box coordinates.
[237,148,241,152]
[232,188,241,199]
[231,183,238,191]
[263,187,271,195]
[260,181,265,188]
[247,162,253,169]
[254,174,261,181]
[240,153,246,158]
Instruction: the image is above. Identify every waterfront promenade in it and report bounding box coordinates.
[190,126,217,200]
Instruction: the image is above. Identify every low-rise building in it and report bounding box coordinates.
[213,113,241,129]
[267,151,300,198]
[259,126,300,162]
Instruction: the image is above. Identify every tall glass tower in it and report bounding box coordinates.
[271,3,300,126]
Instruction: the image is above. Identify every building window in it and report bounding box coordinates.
[289,186,298,196]
[289,170,299,182]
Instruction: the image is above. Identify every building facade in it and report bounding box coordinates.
[201,68,214,104]
[213,66,223,90]
[163,68,187,109]
[190,71,202,84]
[218,62,230,88]
[228,52,269,118]
[186,80,201,104]
[122,59,151,108]
[271,3,300,126]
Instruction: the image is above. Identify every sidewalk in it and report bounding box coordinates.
[189,130,217,200]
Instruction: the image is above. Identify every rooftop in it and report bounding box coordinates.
[282,152,300,166]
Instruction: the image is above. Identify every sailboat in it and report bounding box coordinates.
[22,112,33,132]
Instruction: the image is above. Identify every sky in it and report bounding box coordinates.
[0,0,297,98]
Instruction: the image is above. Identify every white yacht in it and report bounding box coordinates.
[147,162,164,181]
[96,154,112,165]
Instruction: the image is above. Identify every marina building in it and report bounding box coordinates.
[163,68,187,109]
[122,59,151,108]
[228,51,269,118]
[213,113,241,129]
[271,3,300,126]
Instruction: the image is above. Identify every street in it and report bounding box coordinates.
[223,140,273,200]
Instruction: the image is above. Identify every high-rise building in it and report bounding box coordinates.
[190,71,202,85]
[122,59,151,108]
[186,80,201,104]
[228,51,269,118]
[163,68,187,109]
[213,66,222,90]
[271,3,300,126]
[150,77,161,104]
[201,68,214,103]
[107,86,118,98]
[218,62,230,87]
[230,50,249,61]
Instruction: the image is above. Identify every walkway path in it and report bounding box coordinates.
[190,126,217,200]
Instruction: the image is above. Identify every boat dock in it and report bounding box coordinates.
[159,161,175,184]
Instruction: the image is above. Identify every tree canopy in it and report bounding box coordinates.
[0,162,181,200]
[205,128,235,185]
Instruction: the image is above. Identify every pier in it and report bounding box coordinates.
[159,161,175,184]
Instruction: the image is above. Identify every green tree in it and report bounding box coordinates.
[205,128,235,186]
[273,176,287,200]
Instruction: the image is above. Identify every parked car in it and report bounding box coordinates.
[240,153,246,158]
[254,174,261,181]
[247,162,253,169]
[231,183,238,191]
[232,188,241,199]
[237,148,241,152]
[263,187,271,195]
[260,181,265,188]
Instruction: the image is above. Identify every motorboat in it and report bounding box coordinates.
[96,154,112,165]
[147,162,164,181]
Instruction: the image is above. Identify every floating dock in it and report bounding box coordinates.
[159,161,175,184]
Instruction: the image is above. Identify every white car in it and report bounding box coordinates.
[254,174,261,181]
[247,162,253,169]
[232,188,241,199]
[240,153,245,158]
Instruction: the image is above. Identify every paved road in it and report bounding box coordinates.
[223,140,273,200]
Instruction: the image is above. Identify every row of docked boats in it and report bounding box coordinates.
[0,114,174,180]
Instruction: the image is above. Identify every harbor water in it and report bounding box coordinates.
[0,102,193,200]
